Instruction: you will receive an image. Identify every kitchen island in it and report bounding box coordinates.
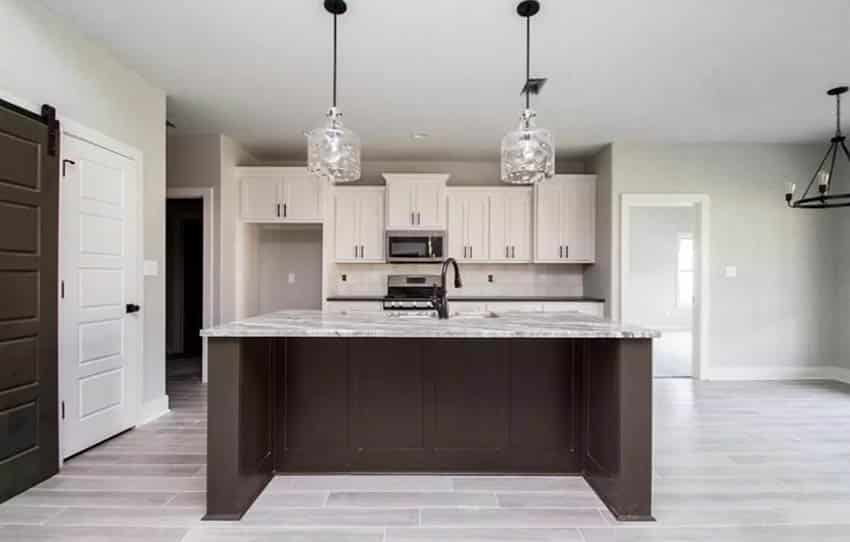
[200,310,659,522]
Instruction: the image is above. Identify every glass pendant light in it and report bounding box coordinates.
[501,0,555,185]
[307,0,361,183]
[785,86,850,209]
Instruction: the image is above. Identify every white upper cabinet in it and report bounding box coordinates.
[534,175,596,263]
[239,167,323,223]
[334,187,385,263]
[383,174,448,230]
[489,188,532,263]
[447,190,490,262]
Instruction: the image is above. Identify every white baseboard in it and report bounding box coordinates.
[704,365,850,385]
[138,394,170,425]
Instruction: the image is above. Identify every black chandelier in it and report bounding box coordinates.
[786,86,850,209]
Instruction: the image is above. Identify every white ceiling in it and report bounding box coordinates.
[42,0,850,161]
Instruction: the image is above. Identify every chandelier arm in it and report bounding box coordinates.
[825,140,840,194]
[800,142,836,199]
[840,139,850,162]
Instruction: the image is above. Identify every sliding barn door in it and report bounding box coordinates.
[60,134,140,458]
[0,101,59,502]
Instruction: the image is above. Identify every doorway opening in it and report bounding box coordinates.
[166,198,204,383]
[620,194,710,380]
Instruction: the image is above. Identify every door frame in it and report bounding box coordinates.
[619,193,710,380]
[167,187,214,383]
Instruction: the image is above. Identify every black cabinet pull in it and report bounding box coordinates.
[126,303,141,314]
[283,203,288,218]
[276,203,280,217]
[565,245,569,259]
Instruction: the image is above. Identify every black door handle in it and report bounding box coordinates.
[126,303,141,314]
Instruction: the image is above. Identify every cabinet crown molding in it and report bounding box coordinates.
[382,173,450,185]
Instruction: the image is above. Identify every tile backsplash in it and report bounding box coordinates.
[332,263,584,297]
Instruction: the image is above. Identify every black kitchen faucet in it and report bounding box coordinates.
[432,257,462,319]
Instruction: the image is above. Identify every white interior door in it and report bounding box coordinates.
[60,135,139,458]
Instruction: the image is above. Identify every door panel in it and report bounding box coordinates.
[61,135,138,458]
[446,195,467,260]
[385,181,415,229]
[0,102,59,503]
[465,193,489,262]
[283,175,322,221]
[334,192,359,262]
[563,176,596,263]
[358,191,385,262]
[507,190,532,262]
[240,177,280,221]
[414,182,445,229]
[534,179,562,261]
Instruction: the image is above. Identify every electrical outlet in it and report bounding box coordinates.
[287,273,296,284]
[724,266,737,278]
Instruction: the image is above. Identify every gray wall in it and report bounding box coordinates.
[257,228,324,312]
[606,143,838,372]
[1,0,168,406]
[627,206,696,329]
[266,159,588,186]
[838,211,850,370]
[585,146,614,312]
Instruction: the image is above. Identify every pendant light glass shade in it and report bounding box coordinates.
[307,107,361,183]
[501,1,554,185]
[307,0,361,183]
[501,108,554,184]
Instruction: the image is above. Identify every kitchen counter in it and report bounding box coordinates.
[326,295,606,302]
[203,310,656,524]
[200,310,657,339]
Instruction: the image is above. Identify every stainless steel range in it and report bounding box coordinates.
[382,274,440,315]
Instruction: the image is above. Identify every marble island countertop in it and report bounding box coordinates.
[201,310,660,339]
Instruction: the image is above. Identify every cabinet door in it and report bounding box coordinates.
[446,195,468,260]
[414,182,446,229]
[464,193,489,262]
[562,176,596,263]
[241,177,281,221]
[489,195,510,262]
[334,192,360,262]
[534,179,562,261]
[506,190,532,262]
[283,175,322,221]
[386,181,415,229]
[358,191,385,262]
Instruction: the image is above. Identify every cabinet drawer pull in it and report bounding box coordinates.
[416,212,421,225]
[411,212,415,225]
[559,245,563,258]
[276,203,281,217]
[565,245,569,259]
[283,203,287,218]
[512,246,516,258]
[361,245,365,258]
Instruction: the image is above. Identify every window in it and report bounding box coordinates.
[677,235,694,308]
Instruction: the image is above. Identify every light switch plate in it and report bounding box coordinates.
[144,260,159,277]
[724,266,737,278]
[287,273,296,284]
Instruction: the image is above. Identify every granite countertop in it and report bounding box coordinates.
[201,310,659,339]
[326,296,606,303]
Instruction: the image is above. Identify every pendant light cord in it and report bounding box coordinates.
[333,13,338,108]
[525,15,531,110]
[836,92,842,137]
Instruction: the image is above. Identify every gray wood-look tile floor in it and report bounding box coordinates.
[2,374,850,541]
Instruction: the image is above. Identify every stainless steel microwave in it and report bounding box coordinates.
[385,231,445,263]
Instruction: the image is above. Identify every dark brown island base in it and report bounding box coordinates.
[201,311,658,523]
